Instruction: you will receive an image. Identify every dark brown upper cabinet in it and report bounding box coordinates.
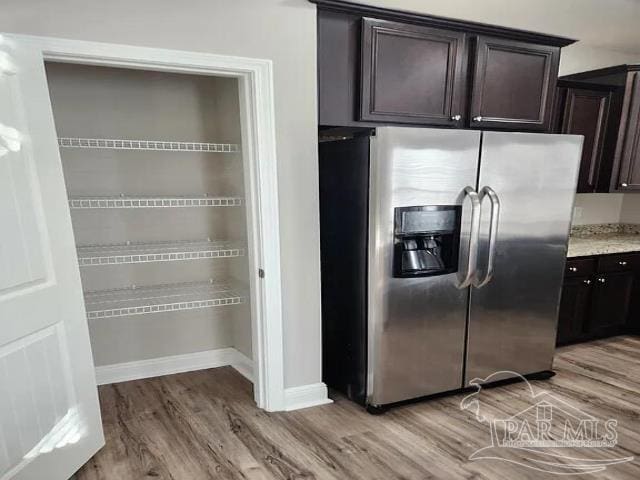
[557,87,612,192]
[359,18,466,126]
[313,0,575,130]
[559,64,640,193]
[469,37,559,131]
[617,72,640,191]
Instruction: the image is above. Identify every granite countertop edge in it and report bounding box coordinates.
[567,223,640,258]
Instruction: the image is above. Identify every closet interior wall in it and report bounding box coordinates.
[44,62,253,369]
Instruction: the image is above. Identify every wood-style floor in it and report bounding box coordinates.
[76,336,640,479]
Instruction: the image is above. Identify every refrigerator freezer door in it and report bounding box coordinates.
[465,132,582,385]
[368,127,481,405]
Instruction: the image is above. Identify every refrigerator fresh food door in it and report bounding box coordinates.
[368,127,481,406]
[465,132,583,385]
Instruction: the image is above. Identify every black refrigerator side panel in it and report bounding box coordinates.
[319,137,370,405]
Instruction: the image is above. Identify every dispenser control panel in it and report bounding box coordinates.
[393,205,461,278]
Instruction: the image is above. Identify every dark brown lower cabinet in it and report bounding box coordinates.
[588,271,634,337]
[630,277,640,334]
[557,253,638,346]
[557,276,592,344]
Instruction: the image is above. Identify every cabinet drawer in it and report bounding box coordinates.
[565,258,596,277]
[598,254,638,273]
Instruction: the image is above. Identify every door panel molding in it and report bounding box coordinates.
[561,88,612,192]
[617,73,640,190]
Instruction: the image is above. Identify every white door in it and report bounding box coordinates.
[0,35,104,480]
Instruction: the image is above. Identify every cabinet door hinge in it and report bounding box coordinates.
[258,268,265,278]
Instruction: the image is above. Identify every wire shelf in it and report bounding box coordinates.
[68,195,243,209]
[84,281,245,320]
[58,137,239,153]
[77,240,245,266]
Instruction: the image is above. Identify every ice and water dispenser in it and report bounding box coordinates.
[393,206,461,278]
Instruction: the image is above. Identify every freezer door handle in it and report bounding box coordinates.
[457,186,481,289]
[474,186,501,288]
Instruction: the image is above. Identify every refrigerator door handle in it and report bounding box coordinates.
[475,186,501,288]
[457,186,481,289]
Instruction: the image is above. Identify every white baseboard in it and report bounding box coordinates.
[95,347,254,385]
[231,350,254,383]
[96,350,330,413]
[284,382,333,411]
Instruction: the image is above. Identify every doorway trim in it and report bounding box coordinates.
[20,34,285,411]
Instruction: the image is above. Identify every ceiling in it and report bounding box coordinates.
[353,0,640,55]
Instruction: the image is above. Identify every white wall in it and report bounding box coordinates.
[572,194,640,226]
[559,44,640,76]
[3,0,640,389]
[0,0,320,389]
[45,63,252,366]
[572,194,625,225]
[621,195,640,224]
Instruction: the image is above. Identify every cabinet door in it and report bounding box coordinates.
[550,86,567,133]
[470,36,559,131]
[360,18,466,126]
[630,256,640,334]
[617,72,640,191]
[556,276,592,345]
[588,272,634,337]
[561,88,612,192]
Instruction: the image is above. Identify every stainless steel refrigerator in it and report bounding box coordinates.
[319,127,582,412]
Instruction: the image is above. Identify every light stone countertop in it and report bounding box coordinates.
[567,224,640,258]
